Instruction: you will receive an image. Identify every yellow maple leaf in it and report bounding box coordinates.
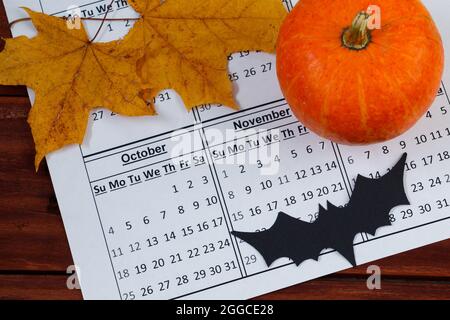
[126,0,287,109]
[0,9,154,169]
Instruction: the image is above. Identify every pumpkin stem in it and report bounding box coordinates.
[342,11,371,50]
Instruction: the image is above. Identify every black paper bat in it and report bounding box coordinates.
[232,153,409,267]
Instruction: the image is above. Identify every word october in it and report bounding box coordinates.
[121,144,167,164]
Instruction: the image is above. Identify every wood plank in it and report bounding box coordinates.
[0,86,28,97]
[0,0,11,39]
[0,109,73,270]
[258,277,450,300]
[1,274,449,300]
[0,97,30,118]
[0,211,73,271]
[0,274,82,300]
[339,239,450,278]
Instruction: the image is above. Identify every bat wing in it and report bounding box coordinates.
[232,212,325,266]
[348,153,410,236]
[313,202,360,266]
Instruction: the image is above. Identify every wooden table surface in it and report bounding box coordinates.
[0,2,449,300]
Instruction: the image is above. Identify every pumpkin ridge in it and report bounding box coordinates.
[364,47,411,130]
[356,73,369,136]
[318,56,347,132]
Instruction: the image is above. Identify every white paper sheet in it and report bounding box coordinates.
[4,0,450,299]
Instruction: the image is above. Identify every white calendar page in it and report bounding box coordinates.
[4,0,450,299]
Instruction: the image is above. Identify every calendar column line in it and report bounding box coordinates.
[330,142,352,199]
[198,125,248,277]
[284,0,294,11]
[194,108,249,278]
[192,107,247,279]
[442,81,450,105]
[38,0,44,12]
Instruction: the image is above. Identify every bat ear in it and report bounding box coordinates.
[380,152,410,206]
[391,153,408,174]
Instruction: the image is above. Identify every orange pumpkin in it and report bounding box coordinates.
[276,0,444,144]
